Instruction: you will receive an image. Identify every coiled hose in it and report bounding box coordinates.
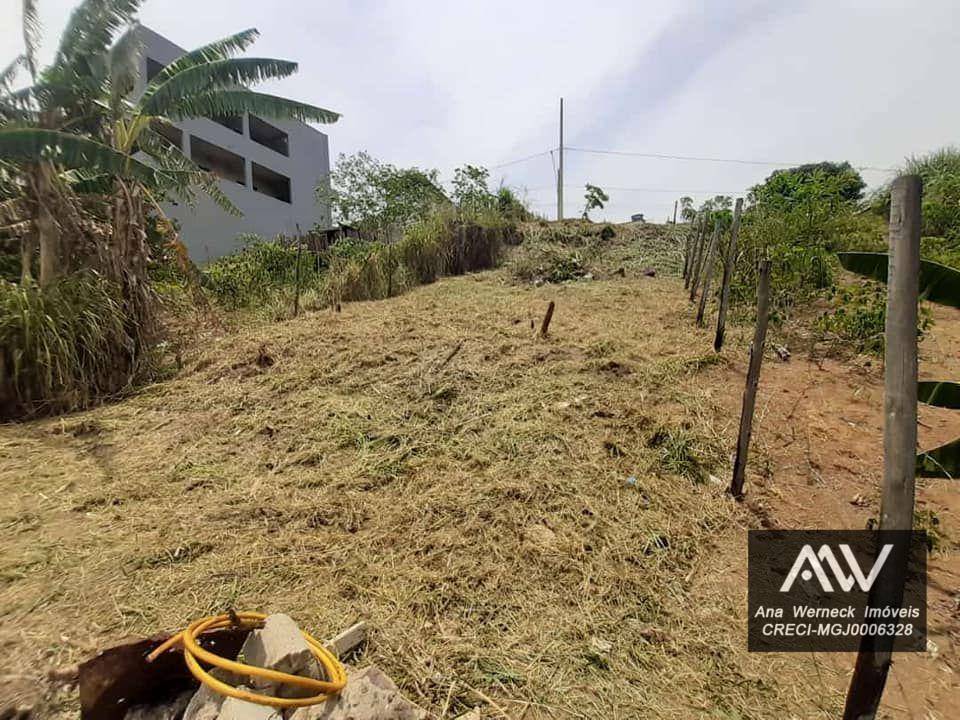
[147,611,347,709]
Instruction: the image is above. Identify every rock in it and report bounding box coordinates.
[183,683,225,720]
[773,344,791,361]
[287,666,426,720]
[640,267,656,277]
[239,614,320,697]
[590,637,613,655]
[217,697,282,720]
[124,691,192,720]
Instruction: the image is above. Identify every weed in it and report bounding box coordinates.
[647,424,717,484]
[0,274,148,419]
[818,281,933,356]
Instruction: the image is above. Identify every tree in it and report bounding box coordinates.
[321,151,447,237]
[753,161,866,206]
[0,0,338,402]
[2,1,338,294]
[582,183,608,220]
[679,196,695,222]
[451,164,494,215]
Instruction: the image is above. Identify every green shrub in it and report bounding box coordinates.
[0,274,145,418]
[203,236,309,309]
[818,282,932,355]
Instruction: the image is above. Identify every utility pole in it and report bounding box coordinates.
[673,200,678,224]
[557,97,564,221]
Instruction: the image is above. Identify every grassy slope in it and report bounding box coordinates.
[0,223,861,717]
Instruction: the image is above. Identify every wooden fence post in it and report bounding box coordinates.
[690,222,717,304]
[714,198,743,350]
[540,301,556,338]
[293,224,304,318]
[685,217,705,291]
[682,215,695,283]
[696,225,720,326]
[729,260,771,498]
[842,175,922,719]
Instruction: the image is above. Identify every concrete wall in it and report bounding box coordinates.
[137,27,331,263]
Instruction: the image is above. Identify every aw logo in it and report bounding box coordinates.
[779,543,893,593]
[748,529,926,652]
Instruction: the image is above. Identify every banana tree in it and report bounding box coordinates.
[3,0,338,296]
[838,251,960,478]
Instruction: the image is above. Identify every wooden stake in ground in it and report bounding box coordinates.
[729,260,772,498]
[685,217,705,291]
[695,225,720,326]
[293,224,304,318]
[714,198,743,350]
[690,222,717,305]
[843,175,921,720]
[540,301,556,337]
[682,214,699,284]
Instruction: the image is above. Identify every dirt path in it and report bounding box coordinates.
[0,265,957,718]
[689,300,960,719]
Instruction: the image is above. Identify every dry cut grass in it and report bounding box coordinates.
[0,230,836,718]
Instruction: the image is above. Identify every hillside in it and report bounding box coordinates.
[1,223,957,719]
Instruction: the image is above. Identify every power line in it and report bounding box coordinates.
[564,147,895,173]
[489,149,554,170]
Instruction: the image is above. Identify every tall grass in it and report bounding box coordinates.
[0,274,144,418]
[203,236,312,309]
[201,211,513,316]
[326,209,507,305]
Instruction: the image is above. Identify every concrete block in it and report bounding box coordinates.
[287,666,427,720]
[239,614,320,697]
[323,622,367,658]
[217,696,282,720]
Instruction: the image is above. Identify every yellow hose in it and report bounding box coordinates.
[147,611,347,709]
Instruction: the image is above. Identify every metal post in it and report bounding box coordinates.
[558,98,564,221]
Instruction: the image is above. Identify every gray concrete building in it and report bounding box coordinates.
[136,26,331,262]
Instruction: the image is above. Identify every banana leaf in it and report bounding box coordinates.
[837,252,960,309]
[917,438,960,479]
[919,381,960,409]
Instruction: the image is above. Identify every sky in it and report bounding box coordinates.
[3,0,959,222]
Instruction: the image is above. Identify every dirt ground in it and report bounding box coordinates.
[1,231,957,718]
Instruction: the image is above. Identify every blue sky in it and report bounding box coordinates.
[3,0,959,221]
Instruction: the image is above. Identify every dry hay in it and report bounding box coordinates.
[0,237,836,717]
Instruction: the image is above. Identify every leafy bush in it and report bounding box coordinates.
[0,274,146,418]
[818,282,932,356]
[203,236,311,309]
[732,164,868,318]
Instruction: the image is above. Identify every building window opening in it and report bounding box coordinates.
[252,163,291,203]
[209,114,244,134]
[146,57,165,82]
[249,115,289,156]
[190,136,245,186]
